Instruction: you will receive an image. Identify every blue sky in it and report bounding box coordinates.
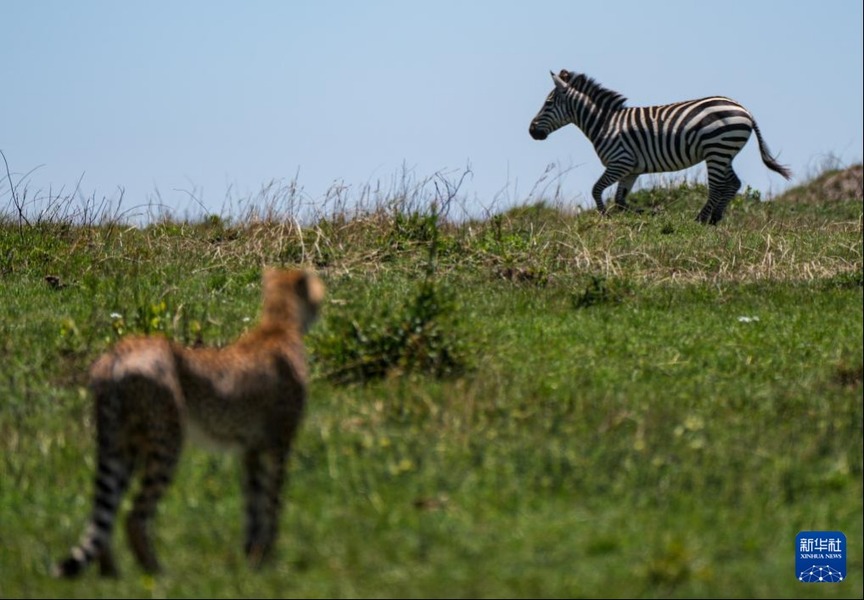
[2,1,862,220]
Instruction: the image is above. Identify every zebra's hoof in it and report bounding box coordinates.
[52,558,84,579]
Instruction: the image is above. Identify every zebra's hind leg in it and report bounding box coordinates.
[698,161,740,225]
[709,170,742,225]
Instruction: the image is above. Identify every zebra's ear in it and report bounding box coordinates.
[552,71,568,91]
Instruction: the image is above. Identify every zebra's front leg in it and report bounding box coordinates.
[591,170,620,214]
[592,164,634,215]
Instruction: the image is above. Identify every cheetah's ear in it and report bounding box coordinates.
[298,271,325,308]
[262,267,279,288]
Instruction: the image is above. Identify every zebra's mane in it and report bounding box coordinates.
[563,71,628,110]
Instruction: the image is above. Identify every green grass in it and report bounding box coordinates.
[1,172,862,598]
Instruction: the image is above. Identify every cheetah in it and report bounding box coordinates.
[54,268,325,578]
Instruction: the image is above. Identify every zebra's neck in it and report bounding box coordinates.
[568,93,618,145]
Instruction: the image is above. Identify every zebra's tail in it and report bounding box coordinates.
[752,121,792,180]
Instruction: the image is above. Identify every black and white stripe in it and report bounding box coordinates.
[529,70,792,224]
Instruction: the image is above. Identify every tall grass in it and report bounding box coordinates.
[0,162,861,598]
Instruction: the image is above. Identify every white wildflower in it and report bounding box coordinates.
[737,316,760,323]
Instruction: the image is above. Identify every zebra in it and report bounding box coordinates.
[528,70,792,224]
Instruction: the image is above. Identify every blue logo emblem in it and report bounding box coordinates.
[796,531,846,583]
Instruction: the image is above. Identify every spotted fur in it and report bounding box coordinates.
[54,268,324,577]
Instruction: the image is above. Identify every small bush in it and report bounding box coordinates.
[571,274,631,309]
[314,277,470,384]
[819,267,863,290]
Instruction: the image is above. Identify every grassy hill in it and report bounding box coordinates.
[1,166,861,598]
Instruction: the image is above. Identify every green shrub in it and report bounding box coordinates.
[571,274,632,309]
[314,277,470,384]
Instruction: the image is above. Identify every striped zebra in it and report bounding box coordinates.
[528,70,792,224]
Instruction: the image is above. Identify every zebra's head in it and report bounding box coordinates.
[529,70,576,141]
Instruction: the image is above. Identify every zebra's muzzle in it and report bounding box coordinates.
[529,123,548,140]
